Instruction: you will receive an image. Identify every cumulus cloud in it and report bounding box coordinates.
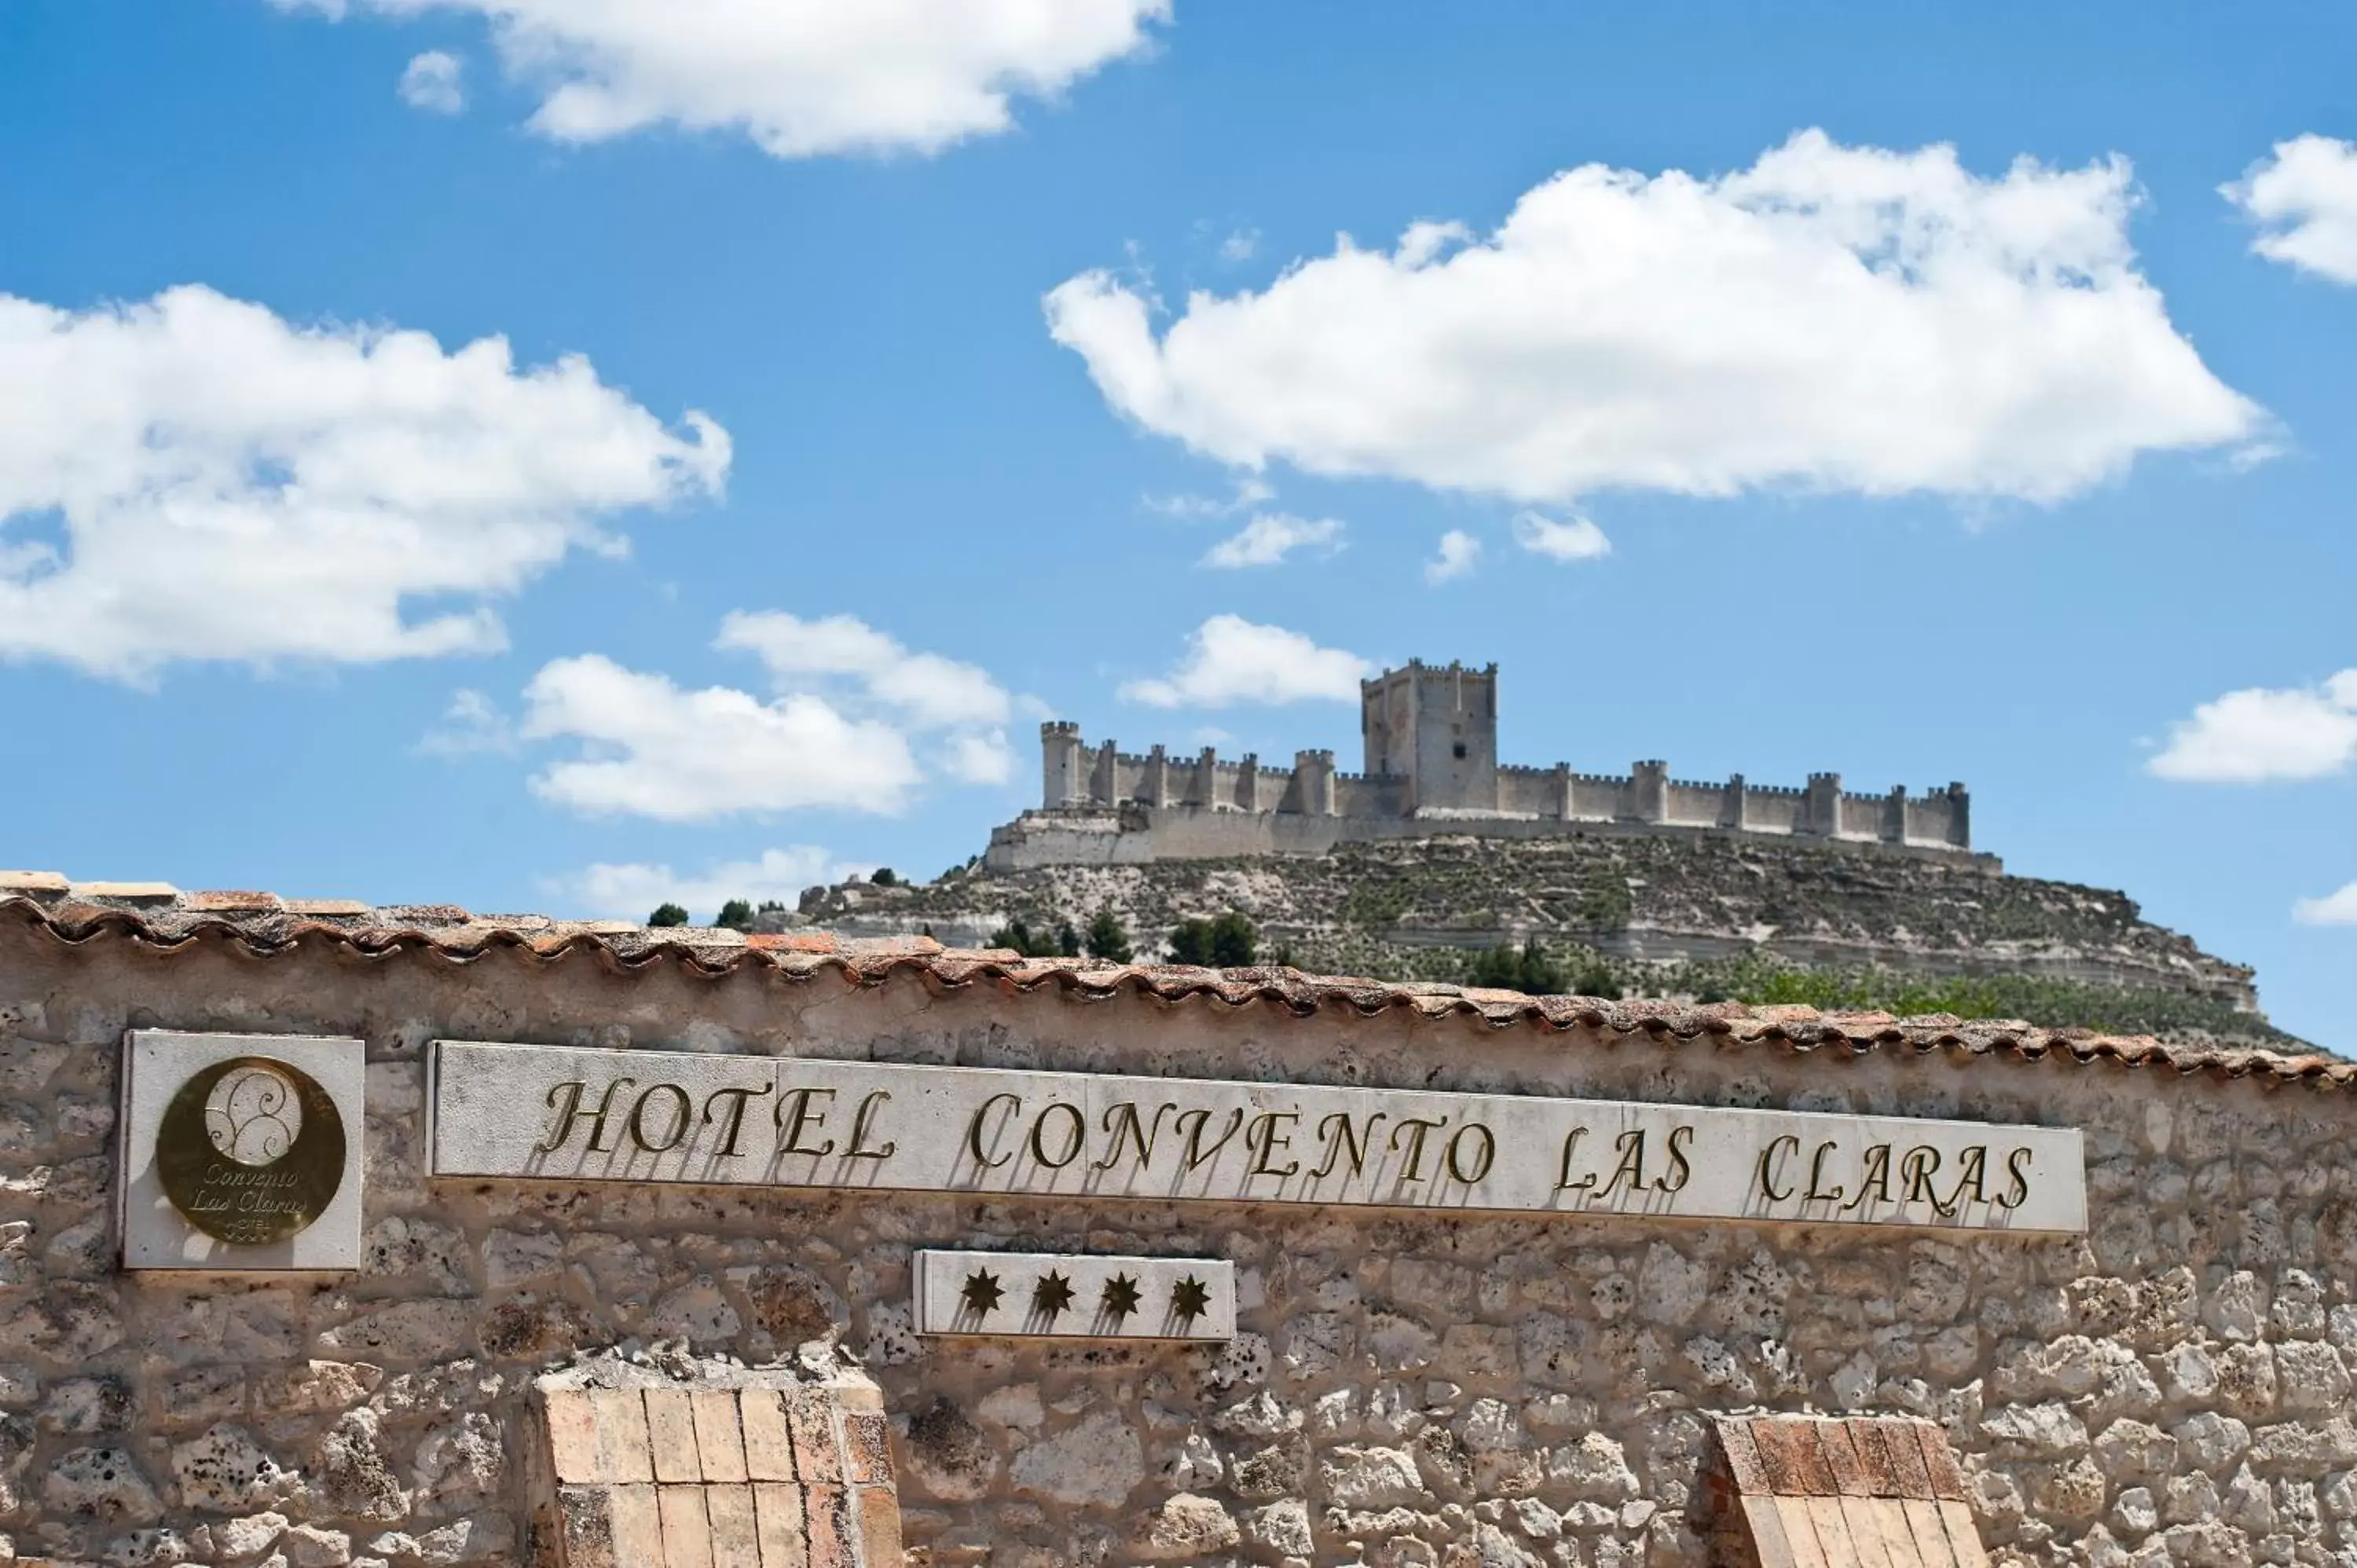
[1512,511,1610,562]
[2294,881,2357,927]
[278,0,1168,158]
[0,284,726,683]
[523,654,921,819]
[2226,135,2357,284]
[2147,670,2357,784]
[1119,614,1373,707]
[553,845,863,923]
[398,49,464,112]
[1201,511,1344,568]
[523,611,1012,820]
[1424,529,1479,584]
[1047,130,2262,506]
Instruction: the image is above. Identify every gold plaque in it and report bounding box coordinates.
[156,1056,346,1245]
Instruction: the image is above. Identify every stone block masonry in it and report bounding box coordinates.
[2,892,2356,1565]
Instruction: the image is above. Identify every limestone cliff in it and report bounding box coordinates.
[795,830,2291,1047]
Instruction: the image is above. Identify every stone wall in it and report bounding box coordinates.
[2,918,2353,1566]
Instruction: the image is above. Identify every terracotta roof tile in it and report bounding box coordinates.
[0,890,2341,1089]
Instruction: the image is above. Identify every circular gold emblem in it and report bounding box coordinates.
[157,1057,346,1245]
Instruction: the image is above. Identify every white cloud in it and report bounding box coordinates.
[2226,135,2357,284]
[717,610,1010,731]
[416,688,516,757]
[941,728,1014,785]
[1201,511,1344,568]
[1144,475,1273,518]
[1512,510,1611,562]
[0,284,726,683]
[398,49,464,112]
[1424,529,1480,584]
[2294,881,2357,927]
[554,845,862,923]
[523,654,921,819]
[1119,614,1373,708]
[279,0,1168,158]
[1219,227,1259,263]
[2147,670,2357,783]
[522,611,1012,821]
[1047,130,2262,506]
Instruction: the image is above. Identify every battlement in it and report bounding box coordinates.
[1015,660,1979,872]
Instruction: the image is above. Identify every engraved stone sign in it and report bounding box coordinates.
[120,1031,365,1269]
[429,1041,2086,1233]
[914,1251,1237,1340]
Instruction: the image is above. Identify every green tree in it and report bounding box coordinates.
[1055,920,1081,958]
[988,918,1066,958]
[1171,910,1257,967]
[1085,909,1134,962]
[870,867,897,887]
[647,903,690,928]
[1571,963,1621,999]
[714,899,756,932]
[1467,940,1568,995]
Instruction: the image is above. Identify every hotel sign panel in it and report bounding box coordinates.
[428,1040,2085,1235]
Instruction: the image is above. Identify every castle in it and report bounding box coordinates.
[985,659,1986,870]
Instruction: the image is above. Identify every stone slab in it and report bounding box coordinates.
[914,1249,1236,1340]
[428,1039,2086,1233]
[119,1030,366,1270]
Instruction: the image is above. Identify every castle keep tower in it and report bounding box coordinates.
[1361,660,1498,812]
[1012,657,1978,869]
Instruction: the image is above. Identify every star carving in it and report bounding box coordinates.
[1101,1272,1142,1317]
[1171,1274,1213,1321]
[959,1269,1004,1316]
[1033,1270,1076,1317]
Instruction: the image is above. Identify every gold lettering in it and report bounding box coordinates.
[1029,1101,1084,1168]
[1842,1144,1893,1211]
[966,1094,1021,1169]
[845,1090,896,1160]
[1596,1129,1649,1198]
[1555,1126,1596,1192]
[1756,1134,1799,1202]
[1900,1145,1945,1209]
[1804,1140,1844,1202]
[775,1086,838,1156]
[1996,1146,2033,1210]
[1945,1145,1989,1209]
[1176,1106,1245,1171]
[1388,1116,1448,1182]
[537,1077,635,1153]
[700,1084,773,1158]
[1312,1111,1388,1181]
[1248,1111,1301,1178]
[1445,1123,1495,1185]
[627,1083,693,1152]
[1655,1125,1694,1192]
[1093,1101,1176,1174]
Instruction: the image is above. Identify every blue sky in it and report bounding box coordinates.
[2,2,2353,1044]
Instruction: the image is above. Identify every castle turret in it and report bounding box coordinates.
[1804,772,1842,837]
[1288,749,1337,815]
[1040,722,1084,808]
[1629,760,1669,824]
[1360,660,1499,812]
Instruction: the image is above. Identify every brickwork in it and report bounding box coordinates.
[530,1363,901,1567]
[1707,1415,1989,1566]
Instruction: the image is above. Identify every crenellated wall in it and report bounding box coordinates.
[1012,720,1982,871]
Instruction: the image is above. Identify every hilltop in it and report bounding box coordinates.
[790,830,2297,1050]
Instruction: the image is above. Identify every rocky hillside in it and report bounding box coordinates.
[790,831,2297,1048]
